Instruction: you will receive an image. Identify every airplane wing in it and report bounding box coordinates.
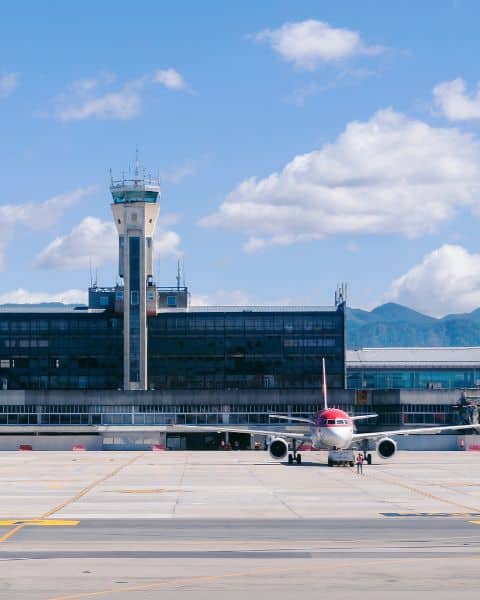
[268,414,316,425]
[166,425,310,442]
[351,414,378,421]
[352,423,479,441]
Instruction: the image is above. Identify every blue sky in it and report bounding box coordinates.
[2,0,480,316]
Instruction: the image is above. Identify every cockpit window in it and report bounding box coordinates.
[327,419,335,425]
[336,419,347,424]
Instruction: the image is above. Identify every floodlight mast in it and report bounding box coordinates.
[110,158,161,391]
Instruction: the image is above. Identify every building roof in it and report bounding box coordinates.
[157,305,338,314]
[347,347,480,368]
[0,305,103,314]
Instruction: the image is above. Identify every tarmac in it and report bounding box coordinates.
[0,450,479,598]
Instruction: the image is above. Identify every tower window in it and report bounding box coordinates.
[131,291,139,306]
[167,295,177,307]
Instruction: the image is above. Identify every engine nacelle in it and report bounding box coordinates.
[269,438,289,460]
[376,437,397,459]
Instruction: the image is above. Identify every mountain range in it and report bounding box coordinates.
[347,303,480,348]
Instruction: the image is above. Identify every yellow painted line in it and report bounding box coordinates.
[0,454,143,544]
[0,524,25,543]
[368,472,480,513]
[113,488,187,494]
[41,453,143,519]
[0,519,79,527]
[48,555,472,600]
[469,520,480,525]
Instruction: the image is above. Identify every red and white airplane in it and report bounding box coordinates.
[171,359,478,465]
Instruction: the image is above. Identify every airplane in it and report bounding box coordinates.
[168,359,479,465]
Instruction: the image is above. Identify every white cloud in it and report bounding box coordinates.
[190,289,255,307]
[34,217,116,270]
[35,216,181,270]
[0,186,95,269]
[153,68,186,90]
[200,109,480,252]
[190,289,300,307]
[433,78,480,121]
[153,230,181,259]
[161,161,198,184]
[253,19,383,70]
[0,72,19,98]
[55,68,187,121]
[386,244,480,317]
[0,288,87,305]
[57,80,143,121]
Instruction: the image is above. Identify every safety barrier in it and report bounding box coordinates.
[151,444,166,452]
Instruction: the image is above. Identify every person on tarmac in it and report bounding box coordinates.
[355,453,364,475]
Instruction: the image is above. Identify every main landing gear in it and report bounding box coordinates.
[288,440,302,464]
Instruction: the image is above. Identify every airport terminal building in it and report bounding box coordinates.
[0,170,478,449]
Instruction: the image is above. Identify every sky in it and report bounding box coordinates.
[2,0,480,317]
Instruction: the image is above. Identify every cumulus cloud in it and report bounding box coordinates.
[200,109,480,252]
[161,161,199,184]
[190,289,300,307]
[57,79,143,121]
[0,288,87,305]
[253,19,383,70]
[0,72,19,98]
[433,78,480,121]
[190,289,256,307]
[55,68,187,121]
[0,186,95,269]
[34,216,181,270]
[386,244,480,317]
[153,68,186,90]
[34,217,116,269]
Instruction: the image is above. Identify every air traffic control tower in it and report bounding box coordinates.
[110,163,160,390]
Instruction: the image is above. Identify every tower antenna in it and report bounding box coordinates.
[176,259,181,290]
[134,145,140,178]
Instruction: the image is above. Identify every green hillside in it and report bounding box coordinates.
[347,303,480,348]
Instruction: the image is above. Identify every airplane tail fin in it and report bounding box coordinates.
[322,357,328,410]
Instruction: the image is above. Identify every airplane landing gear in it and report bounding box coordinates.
[288,440,302,464]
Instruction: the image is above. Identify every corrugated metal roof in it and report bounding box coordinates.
[0,306,103,314]
[158,305,337,314]
[347,347,480,368]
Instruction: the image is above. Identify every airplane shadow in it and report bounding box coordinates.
[281,460,331,468]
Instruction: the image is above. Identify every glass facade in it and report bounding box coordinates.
[347,368,479,390]
[128,236,141,383]
[373,403,457,427]
[148,309,346,390]
[0,313,123,390]
[0,306,346,391]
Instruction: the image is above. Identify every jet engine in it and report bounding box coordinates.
[269,438,289,460]
[376,437,397,459]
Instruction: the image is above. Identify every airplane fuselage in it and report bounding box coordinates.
[309,407,354,450]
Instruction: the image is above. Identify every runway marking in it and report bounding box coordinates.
[47,555,474,600]
[469,520,480,525]
[368,472,480,513]
[0,524,24,543]
[110,488,189,494]
[41,453,143,519]
[0,519,79,527]
[382,512,480,518]
[0,454,143,544]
